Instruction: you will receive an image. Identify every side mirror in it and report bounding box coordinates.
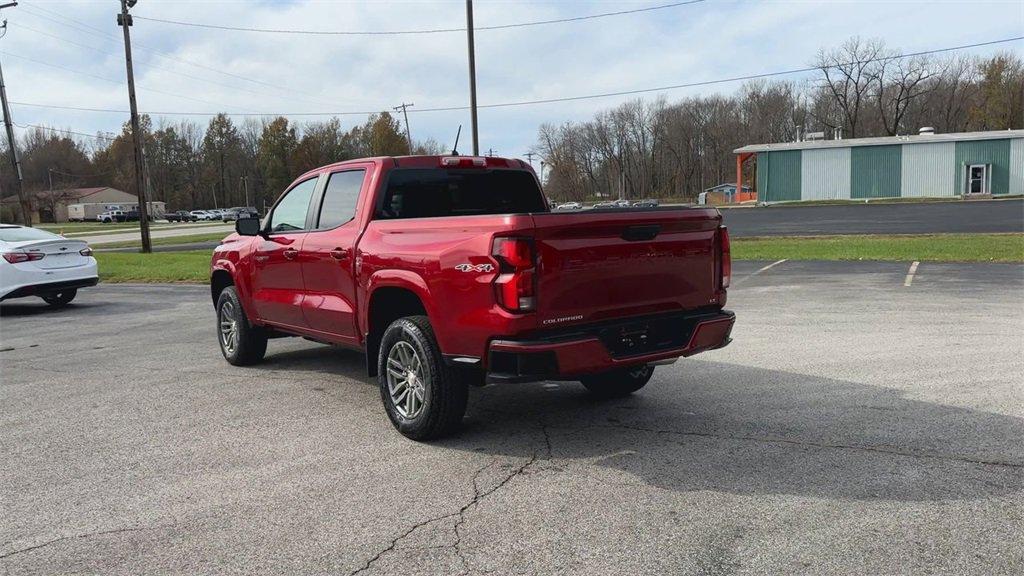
[236,217,262,237]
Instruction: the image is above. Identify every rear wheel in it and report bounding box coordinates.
[216,286,267,366]
[378,315,468,440]
[579,365,655,399]
[41,289,76,308]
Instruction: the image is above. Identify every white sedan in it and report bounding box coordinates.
[0,225,98,307]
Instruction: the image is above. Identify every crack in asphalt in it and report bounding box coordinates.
[577,422,1024,469]
[349,425,553,576]
[0,524,173,561]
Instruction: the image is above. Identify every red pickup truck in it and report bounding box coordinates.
[211,155,734,440]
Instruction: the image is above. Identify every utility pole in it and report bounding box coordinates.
[486,148,496,157]
[524,152,535,166]
[118,0,151,252]
[393,102,414,153]
[241,176,249,208]
[465,0,479,156]
[0,2,30,227]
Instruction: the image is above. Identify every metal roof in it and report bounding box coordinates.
[733,129,1024,154]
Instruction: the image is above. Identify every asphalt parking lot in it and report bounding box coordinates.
[2,261,1022,575]
[722,198,1024,236]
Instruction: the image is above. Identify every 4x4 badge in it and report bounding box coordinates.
[454,263,494,273]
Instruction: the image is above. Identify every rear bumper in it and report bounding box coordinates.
[1,277,99,300]
[485,309,734,383]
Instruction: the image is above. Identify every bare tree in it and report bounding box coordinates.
[814,37,889,137]
[874,54,936,135]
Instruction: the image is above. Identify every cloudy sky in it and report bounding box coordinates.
[2,0,1022,160]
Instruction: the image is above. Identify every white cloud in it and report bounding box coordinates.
[4,0,1022,158]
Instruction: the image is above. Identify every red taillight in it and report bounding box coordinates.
[719,225,731,289]
[492,237,536,312]
[441,156,487,168]
[80,247,93,257]
[3,251,45,264]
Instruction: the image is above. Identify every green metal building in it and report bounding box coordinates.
[735,129,1024,203]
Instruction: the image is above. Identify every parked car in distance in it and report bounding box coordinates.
[592,201,616,209]
[222,207,260,222]
[123,209,155,222]
[166,210,196,222]
[632,199,660,208]
[0,224,98,307]
[556,202,583,210]
[190,210,211,221]
[96,210,125,223]
[211,155,733,441]
[613,199,632,208]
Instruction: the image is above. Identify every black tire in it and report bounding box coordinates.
[378,315,468,440]
[580,365,655,399]
[216,286,267,366]
[41,289,76,307]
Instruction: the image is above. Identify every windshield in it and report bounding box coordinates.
[378,168,547,219]
[0,226,61,243]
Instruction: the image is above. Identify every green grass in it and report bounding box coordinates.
[38,221,225,235]
[95,251,211,283]
[89,234,1022,285]
[732,234,1024,262]
[39,222,166,234]
[92,231,230,249]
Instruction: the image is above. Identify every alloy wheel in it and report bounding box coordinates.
[386,341,427,419]
[219,300,239,355]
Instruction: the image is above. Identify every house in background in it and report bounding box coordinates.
[1,187,140,223]
[698,183,753,206]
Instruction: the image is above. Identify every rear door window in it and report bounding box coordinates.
[316,170,365,229]
[378,169,545,219]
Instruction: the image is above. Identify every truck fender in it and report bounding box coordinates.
[362,270,442,375]
[211,258,258,323]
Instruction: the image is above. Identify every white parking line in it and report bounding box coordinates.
[904,261,920,287]
[735,259,788,285]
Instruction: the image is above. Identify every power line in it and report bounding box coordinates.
[9,20,363,111]
[8,22,308,104]
[10,36,1022,118]
[14,123,116,142]
[131,1,708,36]
[17,3,353,106]
[9,100,382,117]
[0,50,266,113]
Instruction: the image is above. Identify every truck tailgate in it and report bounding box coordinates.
[530,208,722,326]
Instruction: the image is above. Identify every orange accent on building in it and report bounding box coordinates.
[735,153,757,202]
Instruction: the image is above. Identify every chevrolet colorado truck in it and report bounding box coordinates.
[210,155,734,440]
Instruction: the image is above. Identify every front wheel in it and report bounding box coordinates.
[378,316,468,440]
[216,286,267,366]
[579,365,655,399]
[41,289,77,307]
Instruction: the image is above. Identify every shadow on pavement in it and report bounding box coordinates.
[0,302,101,317]
[206,344,1024,503]
[440,360,1024,502]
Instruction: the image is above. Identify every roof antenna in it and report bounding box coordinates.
[451,125,462,156]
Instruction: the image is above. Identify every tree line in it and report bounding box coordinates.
[1,37,1021,220]
[535,39,1023,202]
[1,111,439,219]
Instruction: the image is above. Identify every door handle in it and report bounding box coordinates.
[283,248,298,260]
[330,248,349,261]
